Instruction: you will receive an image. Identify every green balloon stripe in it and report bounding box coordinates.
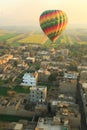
[42,21,67,32]
[39,10,68,42]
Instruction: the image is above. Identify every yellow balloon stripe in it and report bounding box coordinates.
[39,10,68,42]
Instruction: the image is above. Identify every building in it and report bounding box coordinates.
[0,54,13,65]
[64,72,78,80]
[59,81,77,96]
[0,122,23,130]
[0,121,36,130]
[38,68,50,83]
[78,65,87,71]
[80,70,87,82]
[49,99,81,129]
[35,117,70,130]
[30,86,47,102]
[79,83,87,124]
[61,49,69,57]
[42,55,50,60]
[21,72,38,86]
[55,101,81,129]
[26,57,35,63]
[35,103,48,113]
[14,123,23,130]
[81,55,87,65]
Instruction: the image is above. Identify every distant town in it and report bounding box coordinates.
[0,27,87,130]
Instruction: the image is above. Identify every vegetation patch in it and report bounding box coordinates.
[18,34,47,44]
[0,86,30,96]
[0,33,17,42]
[7,34,26,44]
[0,114,32,122]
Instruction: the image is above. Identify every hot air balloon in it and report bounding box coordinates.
[39,10,68,42]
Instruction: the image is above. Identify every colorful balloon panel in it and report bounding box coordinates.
[39,10,68,42]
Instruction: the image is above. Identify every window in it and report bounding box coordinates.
[32,94,34,97]
[41,92,43,95]
[41,95,43,98]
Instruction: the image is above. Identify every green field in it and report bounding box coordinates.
[0,28,86,47]
[0,33,17,42]
[7,34,26,44]
[0,86,30,96]
[18,33,47,44]
[0,114,32,122]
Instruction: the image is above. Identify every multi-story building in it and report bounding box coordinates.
[0,54,13,65]
[61,49,69,57]
[30,86,47,103]
[38,68,50,83]
[21,72,38,86]
[79,83,87,124]
[80,70,87,82]
[64,72,78,80]
[35,117,70,130]
[26,57,35,63]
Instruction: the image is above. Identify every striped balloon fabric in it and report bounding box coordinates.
[39,10,68,42]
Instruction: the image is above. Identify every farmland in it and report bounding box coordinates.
[0,33,17,42]
[18,33,47,44]
[7,34,26,44]
[0,27,86,47]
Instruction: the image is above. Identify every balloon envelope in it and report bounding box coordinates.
[39,10,68,42]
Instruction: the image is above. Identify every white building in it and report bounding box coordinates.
[64,72,78,80]
[61,49,69,57]
[14,123,23,130]
[21,72,38,86]
[26,57,35,63]
[30,86,47,102]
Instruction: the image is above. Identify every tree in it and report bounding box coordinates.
[23,86,28,93]
[13,60,18,67]
[48,72,58,82]
[24,103,30,110]
[58,56,64,61]
[59,71,64,77]
[69,61,78,71]
[35,63,40,70]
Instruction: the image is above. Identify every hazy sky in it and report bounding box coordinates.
[0,0,87,26]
